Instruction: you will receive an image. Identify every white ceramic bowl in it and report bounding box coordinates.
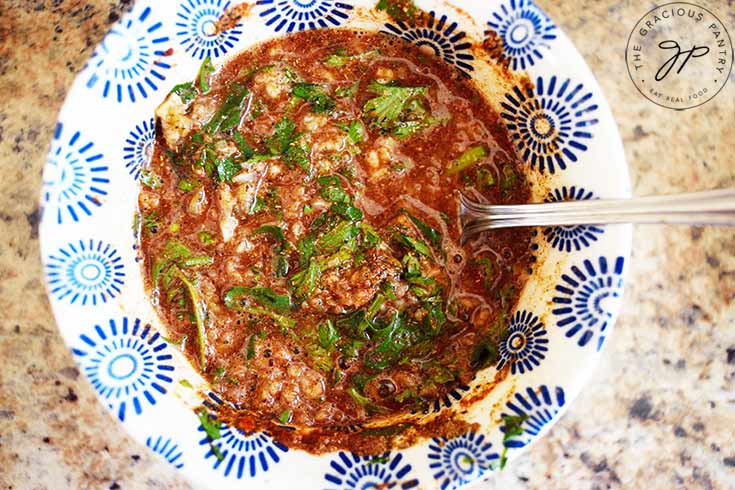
[40,1,631,488]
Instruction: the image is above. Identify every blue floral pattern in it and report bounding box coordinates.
[176,0,243,60]
[123,118,156,181]
[500,75,599,174]
[382,11,474,74]
[43,123,110,224]
[486,0,557,71]
[552,256,625,350]
[198,418,288,478]
[543,186,604,252]
[497,310,548,375]
[500,385,566,448]
[256,0,354,33]
[72,317,174,421]
[147,435,185,469]
[45,239,125,305]
[428,432,499,490]
[432,384,470,413]
[324,451,418,489]
[84,5,172,103]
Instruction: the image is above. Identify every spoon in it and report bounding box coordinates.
[460,189,735,242]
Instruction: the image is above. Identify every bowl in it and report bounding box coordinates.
[40,0,631,488]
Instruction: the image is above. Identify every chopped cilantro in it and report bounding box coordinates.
[215,156,241,183]
[170,82,197,103]
[363,80,427,129]
[447,145,487,175]
[292,83,336,113]
[278,409,292,424]
[197,56,215,93]
[140,170,163,189]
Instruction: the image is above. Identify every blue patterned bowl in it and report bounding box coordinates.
[40,1,631,488]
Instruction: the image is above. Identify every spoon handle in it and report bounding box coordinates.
[461,189,735,237]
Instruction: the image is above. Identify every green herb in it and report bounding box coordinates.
[181,255,214,267]
[197,409,224,461]
[140,170,163,189]
[318,221,359,253]
[278,409,292,424]
[173,267,208,368]
[215,157,241,183]
[223,286,292,312]
[291,258,321,301]
[296,234,317,268]
[317,175,350,203]
[367,456,390,465]
[348,386,373,406]
[170,82,197,103]
[447,145,487,175]
[477,167,495,188]
[292,83,336,113]
[317,319,339,350]
[360,222,382,248]
[266,117,310,172]
[474,257,495,291]
[470,336,498,369]
[341,120,366,145]
[324,50,379,67]
[237,306,295,332]
[246,334,257,360]
[197,56,215,93]
[401,209,441,250]
[204,83,250,134]
[394,232,432,258]
[500,164,519,195]
[177,179,195,191]
[336,82,360,99]
[232,132,255,159]
[213,366,226,379]
[395,389,416,403]
[254,225,288,250]
[198,231,215,245]
[363,81,427,129]
[179,379,193,389]
[141,212,160,232]
[330,202,364,221]
[283,141,310,172]
[376,0,418,23]
[499,414,528,469]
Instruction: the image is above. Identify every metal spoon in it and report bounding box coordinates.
[460,189,735,242]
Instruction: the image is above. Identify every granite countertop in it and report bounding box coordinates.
[0,1,733,489]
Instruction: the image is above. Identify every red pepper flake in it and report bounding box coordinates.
[162,47,174,56]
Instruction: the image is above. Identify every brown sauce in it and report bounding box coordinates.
[138,28,532,452]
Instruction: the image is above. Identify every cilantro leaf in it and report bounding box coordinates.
[215,157,241,183]
[292,83,336,113]
[204,83,250,134]
[363,81,427,129]
[197,56,215,93]
[170,82,197,103]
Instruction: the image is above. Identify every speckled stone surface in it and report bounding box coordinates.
[0,1,733,489]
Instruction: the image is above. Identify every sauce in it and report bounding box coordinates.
[138,29,532,448]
